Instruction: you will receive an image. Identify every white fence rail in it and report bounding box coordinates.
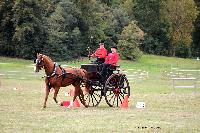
[172,77,197,92]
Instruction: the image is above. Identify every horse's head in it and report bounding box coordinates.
[34,53,45,73]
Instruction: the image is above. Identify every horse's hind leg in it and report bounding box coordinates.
[69,82,87,108]
[75,84,88,108]
[72,85,79,103]
[79,88,88,108]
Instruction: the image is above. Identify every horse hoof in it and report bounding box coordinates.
[58,101,63,106]
[41,106,46,110]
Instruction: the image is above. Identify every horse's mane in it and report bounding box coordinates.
[42,54,53,63]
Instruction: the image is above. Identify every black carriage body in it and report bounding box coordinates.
[80,64,130,107]
[81,64,98,73]
[81,64,102,80]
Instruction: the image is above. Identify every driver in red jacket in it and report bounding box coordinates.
[90,43,107,64]
[100,45,119,82]
[104,47,119,66]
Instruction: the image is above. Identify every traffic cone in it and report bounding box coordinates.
[62,100,70,107]
[73,98,80,108]
[120,95,129,108]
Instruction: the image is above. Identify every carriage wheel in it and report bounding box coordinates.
[79,84,103,107]
[104,74,130,107]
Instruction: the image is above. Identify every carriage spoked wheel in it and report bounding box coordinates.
[104,74,130,107]
[79,84,103,107]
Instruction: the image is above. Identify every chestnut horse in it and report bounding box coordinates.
[34,53,89,109]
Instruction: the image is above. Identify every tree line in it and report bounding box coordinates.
[0,0,199,61]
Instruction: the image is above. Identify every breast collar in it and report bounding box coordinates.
[46,63,58,78]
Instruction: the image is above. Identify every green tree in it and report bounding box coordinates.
[161,0,198,56]
[102,3,131,46]
[12,0,47,59]
[192,0,200,57]
[133,0,170,56]
[0,0,15,56]
[118,21,144,60]
[73,0,107,50]
[44,2,69,61]
[45,0,83,61]
[99,0,112,6]
[122,0,134,16]
[100,4,117,42]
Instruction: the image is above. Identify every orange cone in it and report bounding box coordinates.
[120,95,129,108]
[73,98,80,108]
[62,101,70,107]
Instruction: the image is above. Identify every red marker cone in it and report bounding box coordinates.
[73,98,80,108]
[120,95,129,108]
[62,101,70,107]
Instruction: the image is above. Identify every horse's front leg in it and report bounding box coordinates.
[42,85,50,109]
[53,87,60,104]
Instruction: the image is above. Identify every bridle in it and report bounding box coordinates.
[34,55,45,72]
[35,58,43,66]
[34,55,59,78]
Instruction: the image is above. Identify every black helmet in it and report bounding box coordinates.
[111,45,117,49]
[99,43,105,45]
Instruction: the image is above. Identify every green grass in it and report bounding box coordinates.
[0,55,200,133]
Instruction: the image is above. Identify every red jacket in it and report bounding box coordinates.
[94,47,107,59]
[105,52,119,66]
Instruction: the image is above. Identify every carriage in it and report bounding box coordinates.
[34,53,130,108]
[80,64,130,107]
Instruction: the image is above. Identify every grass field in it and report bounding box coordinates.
[0,55,200,133]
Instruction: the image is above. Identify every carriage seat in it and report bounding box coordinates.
[81,64,98,72]
[109,65,120,71]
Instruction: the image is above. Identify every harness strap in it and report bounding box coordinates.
[59,65,67,79]
[59,65,68,85]
[45,63,58,89]
[46,63,58,78]
[47,77,52,89]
